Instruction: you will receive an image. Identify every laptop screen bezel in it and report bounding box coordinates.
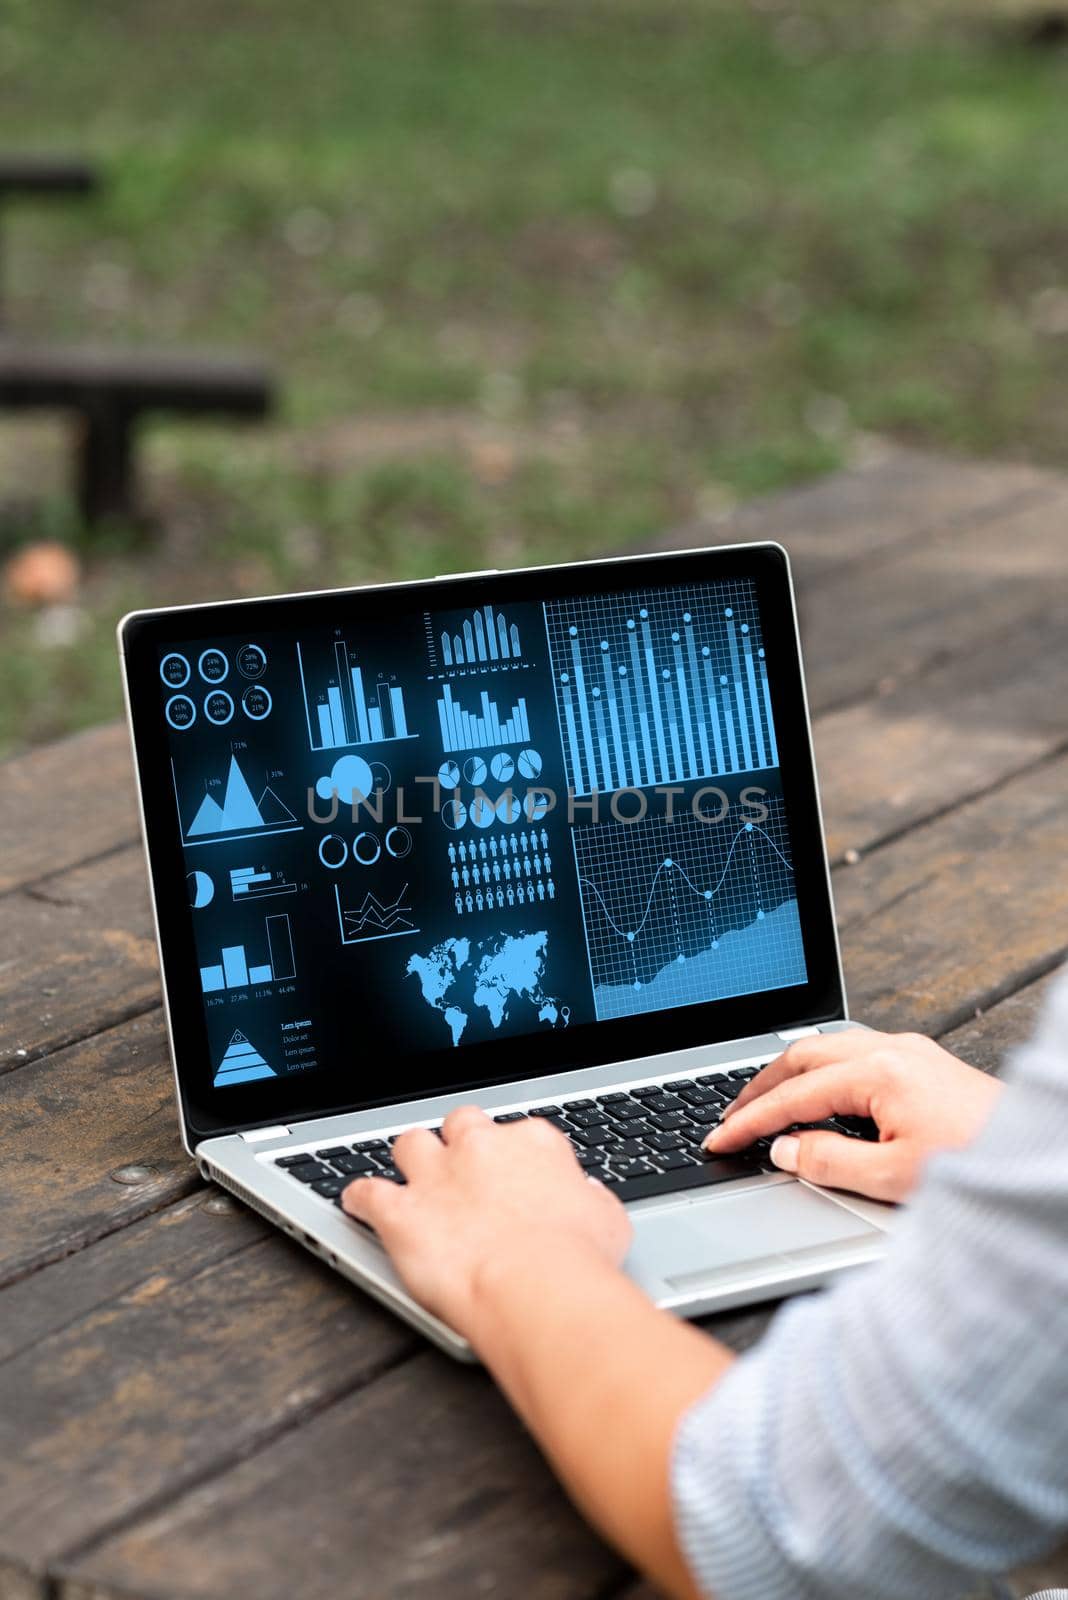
[120,541,844,1147]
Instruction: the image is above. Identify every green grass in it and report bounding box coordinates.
[2,0,1067,752]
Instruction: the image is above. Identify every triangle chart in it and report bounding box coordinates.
[213,1028,276,1087]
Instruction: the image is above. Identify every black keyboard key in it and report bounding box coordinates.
[644,1130,687,1153]
[353,1139,388,1152]
[572,1125,617,1147]
[684,1104,722,1126]
[615,1156,762,1202]
[612,1138,648,1158]
[494,1112,527,1123]
[600,1169,624,1183]
[729,1067,759,1081]
[576,1150,605,1170]
[655,1149,698,1171]
[316,1146,351,1161]
[629,1085,661,1100]
[695,1072,728,1086]
[613,1118,652,1139]
[275,1152,313,1168]
[528,1105,561,1117]
[611,1159,658,1180]
[287,1161,334,1184]
[332,1153,377,1176]
[604,1098,645,1121]
[312,1177,346,1198]
[567,1108,609,1128]
[563,1099,595,1112]
[649,1111,690,1132]
[644,1093,686,1113]
[679,1086,723,1106]
[663,1079,696,1092]
[596,1092,629,1104]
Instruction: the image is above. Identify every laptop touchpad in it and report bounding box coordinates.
[625,1182,884,1298]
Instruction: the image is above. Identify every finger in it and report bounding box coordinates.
[705,1061,877,1152]
[341,1174,406,1227]
[441,1105,494,1145]
[767,1129,898,1201]
[728,1028,887,1117]
[391,1125,445,1178]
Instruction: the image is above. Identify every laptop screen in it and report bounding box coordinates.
[124,545,841,1140]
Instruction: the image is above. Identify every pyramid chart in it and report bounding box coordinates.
[213,1028,276,1087]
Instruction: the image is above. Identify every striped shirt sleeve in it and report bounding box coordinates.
[671,970,1068,1600]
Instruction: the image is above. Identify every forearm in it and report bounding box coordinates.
[471,1235,733,1599]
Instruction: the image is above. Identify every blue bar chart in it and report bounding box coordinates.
[200,914,296,994]
[440,605,523,668]
[544,581,779,795]
[437,684,531,753]
[297,639,413,752]
[229,865,297,901]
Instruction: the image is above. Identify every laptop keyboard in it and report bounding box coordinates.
[272,1066,878,1210]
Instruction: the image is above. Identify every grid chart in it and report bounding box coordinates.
[572,797,806,1020]
[543,580,778,797]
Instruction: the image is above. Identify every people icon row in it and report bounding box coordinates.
[453,878,556,915]
[447,828,550,868]
[450,849,551,890]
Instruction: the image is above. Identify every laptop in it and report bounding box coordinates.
[119,540,893,1361]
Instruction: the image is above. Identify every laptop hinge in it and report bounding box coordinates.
[776,1026,822,1042]
[239,1125,291,1143]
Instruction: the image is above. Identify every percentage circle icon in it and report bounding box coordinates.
[165,694,196,730]
[490,752,515,783]
[318,834,349,870]
[464,755,488,786]
[386,825,412,859]
[438,760,461,791]
[353,831,382,866]
[517,748,542,781]
[242,685,272,721]
[236,643,267,679]
[203,690,235,726]
[160,652,190,688]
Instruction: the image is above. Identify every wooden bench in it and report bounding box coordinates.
[0,340,275,522]
[2,448,1067,1600]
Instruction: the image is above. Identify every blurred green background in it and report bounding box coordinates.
[1,0,1067,756]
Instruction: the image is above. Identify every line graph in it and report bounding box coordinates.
[334,883,419,945]
[572,797,807,1019]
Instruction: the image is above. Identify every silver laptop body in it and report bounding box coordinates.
[120,542,893,1362]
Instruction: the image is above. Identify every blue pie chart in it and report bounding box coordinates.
[517,748,542,780]
[187,870,214,909]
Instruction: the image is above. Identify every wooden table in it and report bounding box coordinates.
[3,448,1067,1600]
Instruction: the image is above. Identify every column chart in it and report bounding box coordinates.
[543,580,778,796]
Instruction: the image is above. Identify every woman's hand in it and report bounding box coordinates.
[704,1028,1004,1203]
[341,1105,632,1345]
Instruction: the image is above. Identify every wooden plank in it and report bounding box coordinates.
[815,600,1068,860]
[796,481,1068,714]
[0,722,137,895]
[0,846,156,1069]
[836,752,1068,1035]
[652,448,1052,575]
[939,967,1061,1076]
[0,1212,416,1591]
[0,1189,264,1366]
[0,1010,195,1287]
[58,1352,627,1600]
